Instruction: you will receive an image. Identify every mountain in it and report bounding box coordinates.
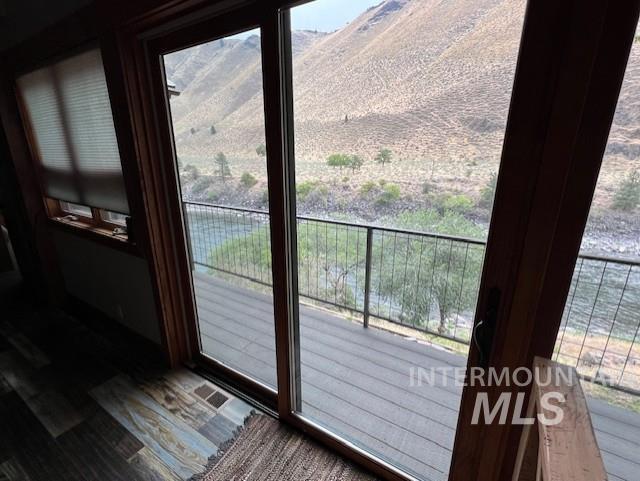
[164,0,640,202]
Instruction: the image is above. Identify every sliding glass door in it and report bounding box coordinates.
[285,1,526,479]
[142,1,617,480]
[162,27,278,393]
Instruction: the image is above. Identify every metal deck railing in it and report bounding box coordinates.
[183,201,640,394]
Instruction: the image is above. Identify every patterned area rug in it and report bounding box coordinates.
[196,414,379,480]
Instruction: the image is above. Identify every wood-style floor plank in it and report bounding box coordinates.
[128,447,181,481]
[90,375,218,480]
[26,389,84,438]
[198,413,238,446]
[163,369,208,393]
[0,374,11,397]
[57,420,143,481]
[5,334,50,369]
[0,335,10,353]
[86,407,144,461]
[0,458,32,481]
[0,351,84,437]
[217,398,255,427]
[0,392,84,481]
[138,376,216,430]
[0,351,40,399]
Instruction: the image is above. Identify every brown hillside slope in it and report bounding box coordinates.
[165,0,639,207]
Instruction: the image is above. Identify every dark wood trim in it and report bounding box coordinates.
[139,2,293,396]
[47,217,139,256]
[146,6,262,53]
[97,0,254,33]
[450,1,640,480]
[529,0,640,363]
[261,7,300,418]
[109,26,194,368]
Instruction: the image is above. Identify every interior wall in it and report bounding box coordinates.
[0,0,164,348]
[52,230,161,345]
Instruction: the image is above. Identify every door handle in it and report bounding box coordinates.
[473,287,501,369]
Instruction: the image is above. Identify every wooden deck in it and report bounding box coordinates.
[193,271,640,481]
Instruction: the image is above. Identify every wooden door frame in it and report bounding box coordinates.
[95,0,640,480]
[450,1,640,480]
[145,5,281,409]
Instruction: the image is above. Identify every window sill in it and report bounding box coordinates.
[48,216,141,257]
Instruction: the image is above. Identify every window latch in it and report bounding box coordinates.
[473,287,501,369]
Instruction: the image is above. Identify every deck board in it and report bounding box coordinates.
[194,271,640,481]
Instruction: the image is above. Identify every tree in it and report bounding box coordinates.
[215,152,231,182]
[210,125,216,135]
[377,210,485,336]
[375,148,392,166]
[349,155,364,172]
[190,127,197,135]
[612,170,640,211]
[256,144,266,157]
[327,153,351,170]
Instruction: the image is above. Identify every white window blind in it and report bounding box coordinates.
[17,48,129,214]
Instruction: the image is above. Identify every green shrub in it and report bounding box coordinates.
[378,179,387,187]
[359,181,377,195]
[296,181,318,201]
[192,176,214,194]
[327,154,351,169]
[438,194,473,214]
[478,173,497,209]
[207,190,219,202]
[342,176,350,183]
[182,164,200,180]
[376,183,401,206]
[256,144,266,157]
[240,172,258,188]
[612,170,640,211]
[422,182,432,194]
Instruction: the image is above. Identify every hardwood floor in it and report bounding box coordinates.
[0,271,257,481]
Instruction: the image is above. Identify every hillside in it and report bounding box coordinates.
[164,0,640,211]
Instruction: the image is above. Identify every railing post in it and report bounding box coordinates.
[363,227,373,328]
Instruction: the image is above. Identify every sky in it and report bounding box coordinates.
[226,0,382,40]
[290,0,382,32]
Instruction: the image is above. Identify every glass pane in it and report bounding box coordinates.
[163,29,277,390]
[553,21,640,479]
[288,1,526,479]
[60,201,93,218]
[101,210,127,225]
